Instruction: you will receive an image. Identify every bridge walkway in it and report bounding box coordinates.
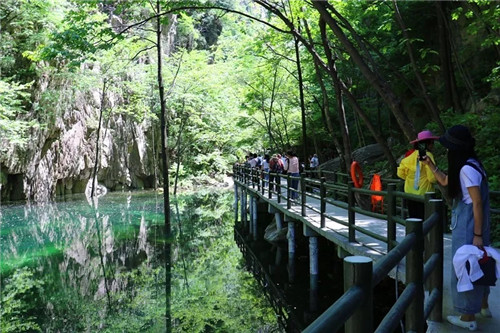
[233,170,500,332]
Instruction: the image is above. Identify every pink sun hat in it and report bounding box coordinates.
[410,130,439,144]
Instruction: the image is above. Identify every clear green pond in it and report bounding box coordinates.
[0,189,280,332]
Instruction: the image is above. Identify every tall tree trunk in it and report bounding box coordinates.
[91,79,107,198]
[332,62,352,172]
[312,1,416,141]
[392,0,445,132]
[436,1,463,113]
[303,17,344,162]
[254,0,397,173]
[319,19,352,171]
[294,34,307,162]
[156,1,171,331]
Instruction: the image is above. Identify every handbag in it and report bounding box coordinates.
[466,249,497,286]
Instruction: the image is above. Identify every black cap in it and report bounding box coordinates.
[439,125,475,151]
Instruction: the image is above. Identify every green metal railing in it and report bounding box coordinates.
[233,165,445,333]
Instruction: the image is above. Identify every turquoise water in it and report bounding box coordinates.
[0,190,280,332]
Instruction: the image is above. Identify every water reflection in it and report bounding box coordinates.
[1,190,279,332]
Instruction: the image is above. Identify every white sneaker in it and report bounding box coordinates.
[480,307,492,318]
[447,315,477,331]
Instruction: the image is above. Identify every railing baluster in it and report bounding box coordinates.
[427,199,443,322]
[387,183,396,251]
[348,181,355,242]
[277,174,281,204]
[345,256,373,333]
[405,218,424,332]
[320,177,326,228]
[287,174,291,209]
[301,174,306,216]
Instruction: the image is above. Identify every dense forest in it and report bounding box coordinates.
[1,1,500,332]
[1,0,499,202]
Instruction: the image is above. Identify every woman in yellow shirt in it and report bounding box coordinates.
[397,130,439,219]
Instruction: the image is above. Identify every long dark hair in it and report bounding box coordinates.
[447,148,480,199]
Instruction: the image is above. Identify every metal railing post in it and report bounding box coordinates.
[277,174,281,204]
[268,172,272,199]
[320,177,326,228]
[332,172,338,200]
[387,183,397,251]
[261,170,265,195]
[428,199,444,322]
[234,182,239,223]
[251,168,255,189]
[405,218,424,333]
[287,174,291,209]
[348,181,356,243]
[344,256,373,333]
[301,174,306,216]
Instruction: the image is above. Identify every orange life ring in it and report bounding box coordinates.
[350,161,364,188]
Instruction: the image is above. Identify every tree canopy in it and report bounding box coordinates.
[1,0,499,188]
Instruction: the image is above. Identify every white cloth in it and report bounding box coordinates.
[460,159,484,204]
[287,156,299,173]
[310,156,319,168]
[452,245,500,292]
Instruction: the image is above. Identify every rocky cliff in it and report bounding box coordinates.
[0,73,158,202]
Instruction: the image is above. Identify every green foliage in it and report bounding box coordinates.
[170,191,280,332]
[33,2,118,68]
[0,267,44,332]
[0,80,39,149]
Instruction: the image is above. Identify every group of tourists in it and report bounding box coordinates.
[398,126,496,331]
[241,150,320,200]
[238,124,495,331]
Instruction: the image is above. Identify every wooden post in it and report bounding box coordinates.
[428,199,444,322]
[344,256,373,333]
[301,174,306,216]
[348,181,356,242]
[405,218,424,333]
[387,183,396,251]
[320,177,326,228]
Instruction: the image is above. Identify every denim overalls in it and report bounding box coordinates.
[450,161,491,314]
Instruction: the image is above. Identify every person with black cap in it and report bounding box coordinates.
[397,130,439,219]
[422,125,491,331]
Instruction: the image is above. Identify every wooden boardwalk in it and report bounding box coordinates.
[233,173,500,332]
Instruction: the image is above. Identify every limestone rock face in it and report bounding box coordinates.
[0,81,158,203]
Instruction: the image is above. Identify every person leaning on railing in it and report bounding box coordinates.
[422,125,492,331]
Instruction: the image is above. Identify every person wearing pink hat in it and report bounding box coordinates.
[397,130,439,219]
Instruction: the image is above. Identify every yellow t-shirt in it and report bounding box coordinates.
[397,150,437,196]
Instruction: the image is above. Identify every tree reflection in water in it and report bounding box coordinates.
[0,190,280,332]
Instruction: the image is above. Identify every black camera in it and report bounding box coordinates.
[417,142,426,161]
